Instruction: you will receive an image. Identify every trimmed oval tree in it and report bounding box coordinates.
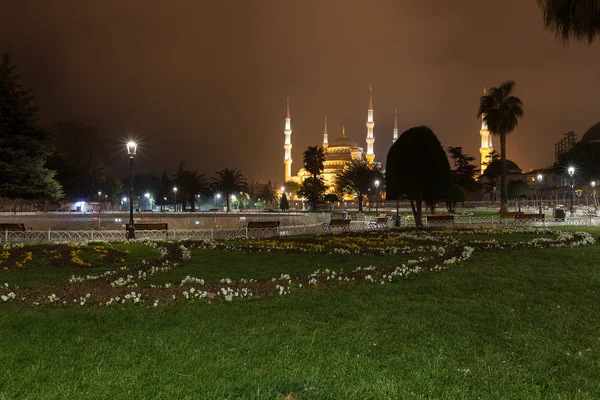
[445,183,468,214]
[386,126,452,228]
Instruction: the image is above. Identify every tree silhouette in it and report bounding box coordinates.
[477,81,524,212]
[301,146,326,210]
[537,0,600,43]
[280,192,289,211]
[178,170,211,212]
[258,182,278,209]
[386,126,452,228]
[0,50,63,202]
[334,159,383,212]
[212,168,248,212]
[447,146,480,193]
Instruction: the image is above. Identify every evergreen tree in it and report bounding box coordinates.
[0,50,62,201]
[447,146,480,193]
[280,192,289,211]
[386,126,452,228]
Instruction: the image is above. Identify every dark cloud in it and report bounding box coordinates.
[2,0,599,181]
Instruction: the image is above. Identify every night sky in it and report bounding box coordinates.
[2,0,599,182]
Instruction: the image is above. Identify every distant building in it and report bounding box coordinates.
[554,131,577,162]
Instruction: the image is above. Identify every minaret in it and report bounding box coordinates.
[392,108,399,144]
[479,87,493,175]
[283,96,292,183]
[365,86,375,163]
[323,115,328,150]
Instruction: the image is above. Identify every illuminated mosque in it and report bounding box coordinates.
[282,86,496,191]
[283,87,398,189]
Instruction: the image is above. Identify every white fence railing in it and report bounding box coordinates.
[1,217,598,243]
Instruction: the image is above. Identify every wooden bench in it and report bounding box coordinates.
[515,213,545,220]
[125,223,168,232]
[0,223,31,231]
[247,221,280,230]
[426,215,454,224]
[499,211,524,219]
[369,217,388,228]
[323,219,351,231]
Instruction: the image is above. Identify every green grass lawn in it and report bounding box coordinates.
[1,230,600,399]
[141,250,417,287]
[0,243,159,289]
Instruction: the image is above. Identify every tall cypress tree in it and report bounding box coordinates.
[0,50,62,200]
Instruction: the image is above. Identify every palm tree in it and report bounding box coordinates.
[537,0,600,43]
[334,159,384,212]
[258,183,278,209]
[477,81,524,212]
[178,170,211,212]
[302,146,326,210]
[212,168,249,212]
[303,146,325,180]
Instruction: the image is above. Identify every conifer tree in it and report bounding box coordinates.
[0,50,62,200]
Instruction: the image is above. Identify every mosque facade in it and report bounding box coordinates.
[283,87,398,189]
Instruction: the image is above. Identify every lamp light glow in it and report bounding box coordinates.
[126,141,137,156]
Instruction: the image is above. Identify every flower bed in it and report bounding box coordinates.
[0,228,595,308]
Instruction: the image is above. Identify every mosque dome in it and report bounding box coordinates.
[484,159,522,176]
[580,122,600,143]
[328,127,360,148]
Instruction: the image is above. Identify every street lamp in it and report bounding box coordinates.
[173,187,178,212]
[568,166,575,214]
[374,180,380,215]
[536,174,543,215]
[126,140,137,239]
[592,181,597,209]
[144,192,150,211]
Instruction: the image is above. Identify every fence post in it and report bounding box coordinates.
[91,230,94,241]
[48,229,51,242]
[5,229,7,242]
[210,229,214,239]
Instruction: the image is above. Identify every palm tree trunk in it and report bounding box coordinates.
[226,194,231,212]
[416,197,423,229]
[358,194,363,212]
[500,132,508,212]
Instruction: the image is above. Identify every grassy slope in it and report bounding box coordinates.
[1,240,600,398]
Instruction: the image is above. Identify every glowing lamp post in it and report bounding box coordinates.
[126,141,137,239]
[592,181,597,209]
[144,192,150,211]
[536,174,543,215]
[374,180,380,215]
[568,166,575,215]
[173,187,178,212]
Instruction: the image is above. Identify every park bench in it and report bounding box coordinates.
[425,215,454,225]
[246,221,280,230]
[125,223,168,233]
[515,213,545,220]
[0,223,31,232]
[323,219,351,231]
[246,221,280,237]
[499,211,524,219]
[369,217,388,229]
